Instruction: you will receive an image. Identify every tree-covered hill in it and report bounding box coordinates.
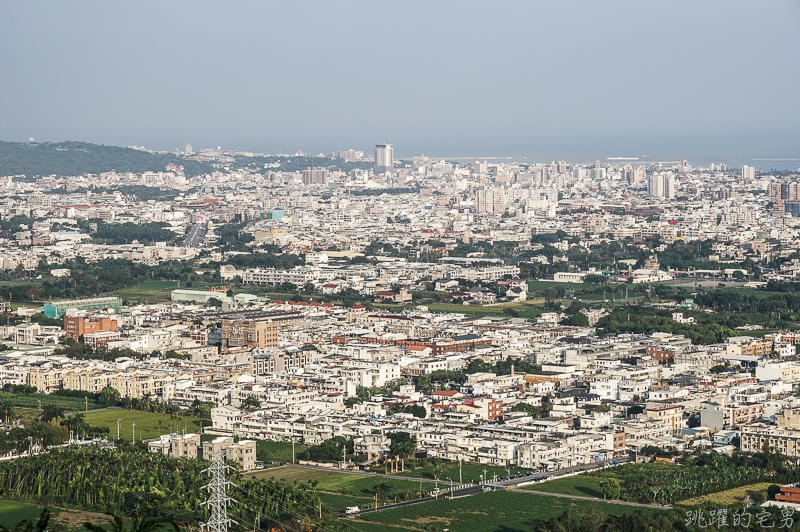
[0,140,214,177]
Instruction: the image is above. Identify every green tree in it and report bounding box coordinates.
[39,405,66,424]
[601,478,621,500]
[242,396,261,410]
[99,386,121,407]
[387,432,417,458]
[510,402,540,418]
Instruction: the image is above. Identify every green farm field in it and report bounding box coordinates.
[84,409,208,441]
[0,391,103,412]
[352,490,664,532]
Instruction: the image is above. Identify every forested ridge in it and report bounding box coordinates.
[0,141,214,177]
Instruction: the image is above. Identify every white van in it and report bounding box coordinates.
[345,507,360,515]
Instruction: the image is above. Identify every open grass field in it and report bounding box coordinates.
[394,462,528,484]
[84,409,208,441]
[112,280,177,303]
[352,490,664,532]
[678,482,773,506]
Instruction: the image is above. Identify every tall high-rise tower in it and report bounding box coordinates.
[375,144,394,174]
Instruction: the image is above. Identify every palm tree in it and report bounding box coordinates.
[39,405,66,424]
[62,412,87,438]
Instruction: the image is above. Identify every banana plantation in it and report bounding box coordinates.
[594,449,800,504]
[0,447,324,529]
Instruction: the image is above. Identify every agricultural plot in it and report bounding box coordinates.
[353,490,663,532]
[678,482,773,506]
[394,462,528,484]
[255,439,310,462]
[0,391,103,412]
[84,409,207,441]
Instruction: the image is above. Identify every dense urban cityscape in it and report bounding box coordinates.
[2,0,799,530]
[0,139,799,531]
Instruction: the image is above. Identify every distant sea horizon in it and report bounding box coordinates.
[434,156,800,172]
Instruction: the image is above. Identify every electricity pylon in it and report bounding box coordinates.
[201,450,237,532]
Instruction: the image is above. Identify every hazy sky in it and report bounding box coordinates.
[1,1,799,159]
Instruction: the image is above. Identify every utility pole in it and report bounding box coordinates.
[201,450,236,532]
[85,397,88,413]
[132,422,135,443]
[459,457,462,484]
[116,419,122,441]
[292,440,295,464]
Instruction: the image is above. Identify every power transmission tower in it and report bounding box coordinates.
[201,450,237,532]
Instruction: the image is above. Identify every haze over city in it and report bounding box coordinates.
[1,1,799,159]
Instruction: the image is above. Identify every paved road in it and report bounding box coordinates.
[184,222,207,248]
[347,485,484,517]
[287,463,460,485]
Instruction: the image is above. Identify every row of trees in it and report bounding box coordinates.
[93,222,177,245]
[0,446,325,527]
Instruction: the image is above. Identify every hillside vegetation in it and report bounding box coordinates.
[0,141,214,176]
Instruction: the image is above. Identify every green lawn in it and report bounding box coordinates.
[352,490,664,532]
[84,409,208,441]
